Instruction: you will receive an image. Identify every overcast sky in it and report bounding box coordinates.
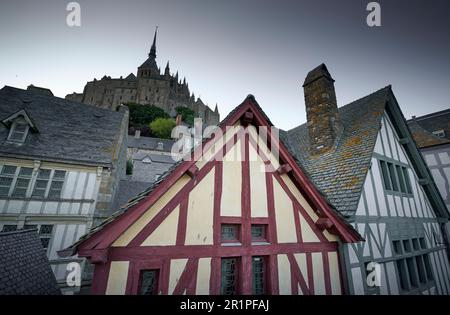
[1,0,449,130]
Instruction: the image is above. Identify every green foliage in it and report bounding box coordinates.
[125,103,169,129]
[175,106,195,126]
[126,160,133,175]
[149,118,176,139]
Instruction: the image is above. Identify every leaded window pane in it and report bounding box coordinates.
[221,258,237,295]
[251,225,266,241]
[252,257,265,295]
[139,270,159,295]
[39,225,53,235]
[1,165,17,175]
[221,224,238,241]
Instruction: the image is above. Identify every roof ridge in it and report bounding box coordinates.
[287,85,391,133]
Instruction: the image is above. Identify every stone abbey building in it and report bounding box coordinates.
[66,29,220,126]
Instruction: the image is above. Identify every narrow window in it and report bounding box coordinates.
[423,254,434,280]
[252,256,266,295]
[12,167,33,197]
[139,270,159,295]
[406,257,418,288]
[392,240,402,255]
[402,239,412,253]
[402,167,413,194]
[221,258,238,295]
[48,170,66,198]
[396,165,407,193]
[32,169,51,197]
[0,165,17,196]
[380,161,391,190]
[39,224,53,249]
[396,259,409,291]
[415,255,427,284]
[8,122,28,142]
[388,163,399,191]
[221,224,240,243]
[251,225,267,242]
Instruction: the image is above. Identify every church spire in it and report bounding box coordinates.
[149,26,158,58]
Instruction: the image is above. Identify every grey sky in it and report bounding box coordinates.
[1,0,449,130]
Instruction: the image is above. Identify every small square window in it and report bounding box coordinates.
[251,225,267,242]
[40,237,51,249]
[221,224,240,243]
[39,224,53,235]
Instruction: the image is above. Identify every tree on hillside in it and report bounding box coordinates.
[125,103,169,129]
[175,106,195,126]
[149,118,176,139]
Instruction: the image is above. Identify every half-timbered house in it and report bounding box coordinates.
[284,64,450,295]
[61,95,362,295]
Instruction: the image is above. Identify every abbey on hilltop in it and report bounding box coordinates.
[66,28,220,126]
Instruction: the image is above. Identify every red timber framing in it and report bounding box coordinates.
[73,95,362,295]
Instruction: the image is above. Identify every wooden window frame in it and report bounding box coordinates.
[220,224,241,244]
[251,224,268,243]
[221,257,240,295]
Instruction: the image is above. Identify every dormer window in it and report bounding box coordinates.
[2,109,37,144]
[8,121,29,142]
[432,129,445,138]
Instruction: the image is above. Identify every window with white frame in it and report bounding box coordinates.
[0,165,17,196]
[32,169,51,197]
[0,165,66,199]
[48,170,66,198]
[7,121,29,143]
[11,167,33,197]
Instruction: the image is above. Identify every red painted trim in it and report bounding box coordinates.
[250,217,269,224]
[241,132,251,247]
[209,257,221,295]
[287,253,310,295]
[176,196,189,246]
[292,201,303,243]
[269,254,279,294]
[128,161,214,247]
[213,161,223,245]
[322,251,332,295]
[94,242,339,261]
[273,172,328,243]
[265,172,278,244]
[172,258,199,294]
[306,252,315,294]
[90,262,110,295]
[126,259,164,295]
[240,255,252,295]
[220,216,242,224]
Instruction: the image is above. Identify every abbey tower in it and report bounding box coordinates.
[66,28,220,126]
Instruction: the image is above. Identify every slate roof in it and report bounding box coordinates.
[0,229,61,295]
[128,136,175,152]
[132,151,177,164]
[112,179,153,211]
[407,109,450,148]
[0,86,127,166]
[284,87,390,217]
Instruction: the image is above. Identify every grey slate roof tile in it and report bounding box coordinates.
[0,229,61,295]
[0,86,126,166]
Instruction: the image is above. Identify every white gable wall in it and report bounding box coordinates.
[344,112,450,295]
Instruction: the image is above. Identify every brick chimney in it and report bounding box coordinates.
[303,64,342,155]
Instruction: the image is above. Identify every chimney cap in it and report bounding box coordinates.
[303,63,335,87]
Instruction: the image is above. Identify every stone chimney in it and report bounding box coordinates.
[303,64,342,155]
[134,130,141,139]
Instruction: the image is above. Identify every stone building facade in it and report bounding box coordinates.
[66,29,220,126]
